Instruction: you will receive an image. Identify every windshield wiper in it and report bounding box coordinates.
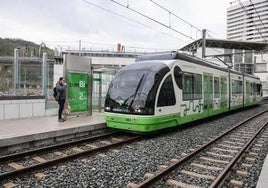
[127,74,145,110]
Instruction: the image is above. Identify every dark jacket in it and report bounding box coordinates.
[56,82,66,100]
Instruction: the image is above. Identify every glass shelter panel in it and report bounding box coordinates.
[92,73,114,108]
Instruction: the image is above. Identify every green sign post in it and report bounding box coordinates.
[67,72,88,112]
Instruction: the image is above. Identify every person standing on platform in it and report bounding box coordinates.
[56,77,67,122]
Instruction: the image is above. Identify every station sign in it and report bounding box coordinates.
[67,72,89,112]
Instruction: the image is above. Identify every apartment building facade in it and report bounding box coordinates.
[227,0,268,96]
[227,0,268,42]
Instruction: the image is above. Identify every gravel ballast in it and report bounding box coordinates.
[3,105,268,187]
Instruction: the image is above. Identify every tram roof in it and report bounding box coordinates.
[180,39,268,52]
[135,51,260,79]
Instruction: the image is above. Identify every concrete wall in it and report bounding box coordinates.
[0,96,45,120]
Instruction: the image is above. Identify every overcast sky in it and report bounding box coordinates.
[0,0,232,52]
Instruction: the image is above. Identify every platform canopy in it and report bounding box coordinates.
[180,38,268,53]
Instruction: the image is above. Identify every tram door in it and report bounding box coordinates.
[203,73,213,116]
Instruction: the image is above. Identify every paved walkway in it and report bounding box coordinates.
[0,111,106,147]
[257,152,268,187]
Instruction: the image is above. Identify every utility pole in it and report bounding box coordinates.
[42,53,48,97]
[202,29,206,59]
[79,40,81,56]
[13,48,19,96]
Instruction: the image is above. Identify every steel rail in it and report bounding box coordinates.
[0,130,117,162]
[136,109,268,188]
[0,135,140,181]
[209,121,268,188]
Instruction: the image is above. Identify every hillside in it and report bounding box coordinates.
[0,38,54,58]
[0,38,55,95]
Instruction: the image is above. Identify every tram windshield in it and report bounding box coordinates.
[105,62,169,115]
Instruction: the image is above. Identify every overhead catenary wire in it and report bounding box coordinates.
[110,0,233,54]
[110,0,194,40]
[79,0,187,44]
[151,0,232,44]
[150,0,202,33]
[149,0,266,51]
[54,1,265,55]
[81,0,236,54]
[150,0,236,57]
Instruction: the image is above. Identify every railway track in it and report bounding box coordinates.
[0,131,141,183]
[128,109,268,188]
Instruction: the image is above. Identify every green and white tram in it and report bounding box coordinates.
[104,51,262,132]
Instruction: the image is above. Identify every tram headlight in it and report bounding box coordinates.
[105,106,111,111]
[134,109,141,113]
[133,103,141,110]
[132,101,144,114]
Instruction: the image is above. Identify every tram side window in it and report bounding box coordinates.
[253,83,257,95]
[214,77,220,98]
[257,83,262,95]
[220,77,227,96]
[246,81,251,95]
[194,74,202,99]
[182,72,202,100]
[232,80,242,94]
[238,81,242,93]
[157,75,176,107]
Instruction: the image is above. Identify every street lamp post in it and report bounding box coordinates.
[13,48,19,96]
[21,67,27,95]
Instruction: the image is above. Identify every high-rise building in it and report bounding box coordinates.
[227,0,268,96]
[227,0,268,42]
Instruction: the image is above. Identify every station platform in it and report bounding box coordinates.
[0,111,106,147]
